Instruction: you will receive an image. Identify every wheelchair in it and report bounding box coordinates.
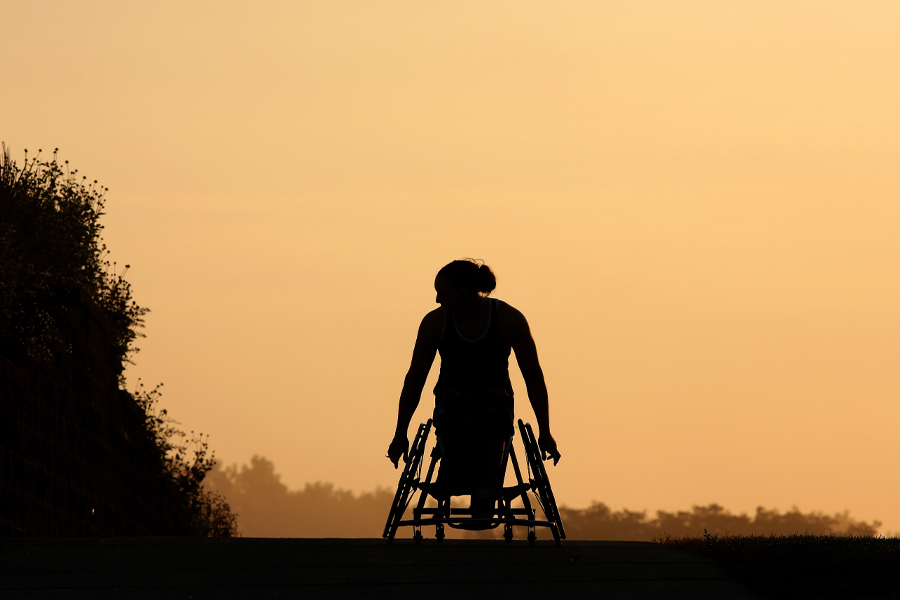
[383,418,566,545]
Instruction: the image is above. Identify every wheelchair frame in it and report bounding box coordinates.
[383,419,566,545]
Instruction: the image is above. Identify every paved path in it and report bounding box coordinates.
[2,538,761,599]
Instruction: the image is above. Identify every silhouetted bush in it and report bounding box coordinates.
[0,145,144,369]
[1,145,236,536]
[135,382,238,537]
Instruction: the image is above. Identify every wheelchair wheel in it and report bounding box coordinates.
[518,420,566,544]
[383,420,432,542]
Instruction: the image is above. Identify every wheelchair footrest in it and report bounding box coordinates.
[502,483,532,501]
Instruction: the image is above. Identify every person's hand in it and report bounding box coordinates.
[386,433,409,469]
[539,431,561,466]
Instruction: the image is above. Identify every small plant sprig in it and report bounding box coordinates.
[133,380,238,537]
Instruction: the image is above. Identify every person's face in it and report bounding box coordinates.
[434,276,462,312]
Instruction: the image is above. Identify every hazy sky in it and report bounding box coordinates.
[4,1,899,532]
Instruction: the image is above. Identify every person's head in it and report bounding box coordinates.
[434,259,496,311]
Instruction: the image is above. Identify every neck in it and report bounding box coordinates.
[455,295,488,318]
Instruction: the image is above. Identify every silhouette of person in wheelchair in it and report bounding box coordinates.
[387,259,561,531]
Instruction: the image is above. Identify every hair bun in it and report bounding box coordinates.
[477,264,497,294]
[437,259,497,296]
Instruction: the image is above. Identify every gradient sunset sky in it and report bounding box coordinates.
[4,1,899,531]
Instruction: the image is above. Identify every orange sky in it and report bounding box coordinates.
[4,1,899,532]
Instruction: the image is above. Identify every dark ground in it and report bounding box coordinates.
[1,537,761,599]
[667,534,900,599]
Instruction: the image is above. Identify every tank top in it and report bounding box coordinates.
[433,298,514,398]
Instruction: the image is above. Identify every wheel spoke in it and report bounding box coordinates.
[383,420,432,540]
[517,420,566,543]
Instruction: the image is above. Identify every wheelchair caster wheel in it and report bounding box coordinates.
[528,531,537,545]
[504,524,514,544]
[414,530,423,544]
[436,525,445,544]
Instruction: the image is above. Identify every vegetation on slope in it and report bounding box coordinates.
[0,146,144,366]
[0,145,236,536]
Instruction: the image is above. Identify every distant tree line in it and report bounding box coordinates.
[206,457,393,538]
[208,455,880,539]
[560,502,879,540]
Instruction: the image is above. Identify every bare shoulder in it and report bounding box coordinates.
[498,300,528,325]
[418,307,445,342]
[497,300,531,341]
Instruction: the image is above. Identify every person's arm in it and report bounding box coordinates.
[506,306,561,465]
[387,311,440,467]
